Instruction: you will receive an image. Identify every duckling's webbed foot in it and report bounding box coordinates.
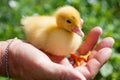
[69,51,91,67]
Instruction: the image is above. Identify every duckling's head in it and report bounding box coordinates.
[55,6,84,37]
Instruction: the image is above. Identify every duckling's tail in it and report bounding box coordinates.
[21,16,30,26]
[21,16,41,34]
[21,16,37,28]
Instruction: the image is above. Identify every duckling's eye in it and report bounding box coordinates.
[66,20,71,24]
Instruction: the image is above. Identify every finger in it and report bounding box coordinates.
[88,50,97,60]
[76,48,112,79]
[96,37,114,51]
[89,37,114,60]
[77,27,102,55]
[86,48,112,79]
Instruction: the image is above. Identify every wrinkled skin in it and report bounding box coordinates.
[0,27,114,80]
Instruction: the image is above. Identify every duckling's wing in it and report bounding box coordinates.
[21,16,56,31]
[21,16,56,39]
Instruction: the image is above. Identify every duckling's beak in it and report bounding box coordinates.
[72,27,84,37]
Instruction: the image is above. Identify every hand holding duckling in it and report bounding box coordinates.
[21,6,113,67]
[0,27,114,80]
[22,5,86,65]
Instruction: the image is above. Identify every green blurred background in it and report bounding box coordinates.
[0,0,120,80]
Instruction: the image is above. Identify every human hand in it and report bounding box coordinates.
[0,27,114,80]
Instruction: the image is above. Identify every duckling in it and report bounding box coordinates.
[21,5,88,65]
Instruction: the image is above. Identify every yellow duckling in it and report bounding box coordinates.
[21,5,87,65]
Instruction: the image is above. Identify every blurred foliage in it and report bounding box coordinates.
[0,0,120,80]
